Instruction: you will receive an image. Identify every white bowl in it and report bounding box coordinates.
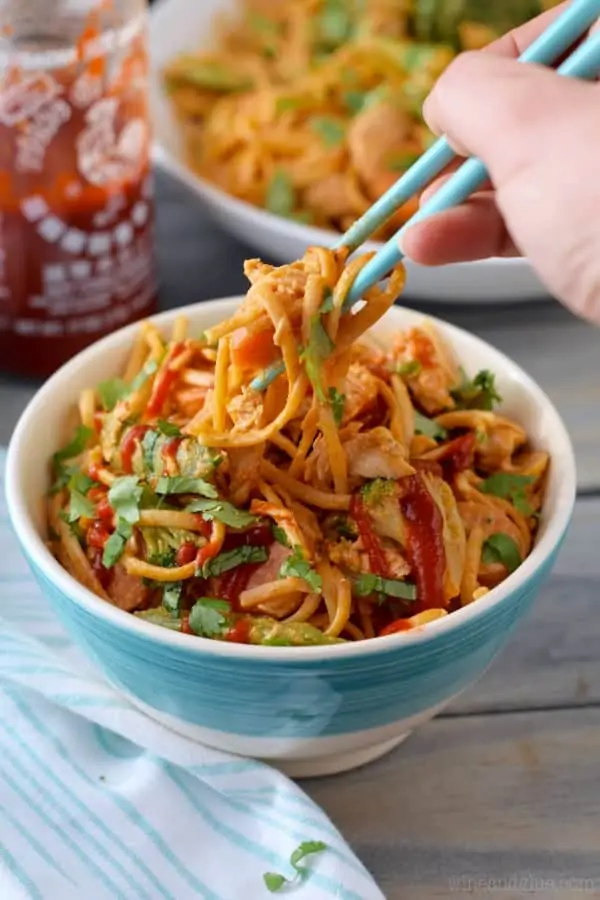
[148,0,549,305]
[6,298,575,777]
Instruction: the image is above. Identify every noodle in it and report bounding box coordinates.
[47,245,547,647]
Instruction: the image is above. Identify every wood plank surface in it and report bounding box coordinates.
[304,707,600,899]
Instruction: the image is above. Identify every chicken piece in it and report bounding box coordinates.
[342,362,380,422]
[228,444,264,505]
[107,564,150,613]
[349,101,414,201]
[382,545,411,579]
[344,427,414,481]
[303,173,360,220]
[436,410,527,472]
[244,541,292,591]
[328,538,369,575]
[421,473,466,602]
[250,500,308,555]
[227,389,264,432]
[303,434,332,492]
[392,325,459,415]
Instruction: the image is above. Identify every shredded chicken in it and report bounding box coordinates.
[107,563,151,612]
[343,363,381,423]
[227,389,264,433]
[349,101,413,201]
[250,499,308,555]
[228,444,264,505]
[344,427,414,480]
[303,173,359,220]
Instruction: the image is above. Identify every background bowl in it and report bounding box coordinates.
[149,0,549,305]
[6,299,575,778]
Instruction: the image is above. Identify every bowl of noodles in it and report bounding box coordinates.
[149,0,560,303]
[6,247,575,777]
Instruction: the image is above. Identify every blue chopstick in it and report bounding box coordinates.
[338,0,600,255]
[346,29,600,307]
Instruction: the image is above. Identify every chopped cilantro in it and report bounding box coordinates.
[396,360,422,378]
[272,525,291,547]
[53,426,93,467]
[66,489,95,523]
[414,411,447,441]
[310,116,345,147]
[108,476,144,524]
[142,429,159,471]
[264,840,328,893]
[157,420,181,437]
[186,498,258,529]
[69,472,96,494]
[452,369,502,411]
[388,150,421,172]
[155,476,218,498]
[266,170,295,218]
[316,0,353,48]
[353,572,417,602]
[276,96,303,114]
[199,545,268,579]
[301,315,334,402]
[188,597,231,638]
[343,89,368,114]
[130,359,159,392]
[97,378,129,411]
[279,547,322,592]
[360,478,397,504]
[162,582,183,616]
[479,473,536,517]
[481,533,522,574]
[148,548,177,569]
[102,520,133,568]
[328,387,345,426]
[319,290,334,314]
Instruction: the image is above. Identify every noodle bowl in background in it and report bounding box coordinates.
[47,248,548,647]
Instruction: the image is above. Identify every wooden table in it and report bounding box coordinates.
[2,173,600,899]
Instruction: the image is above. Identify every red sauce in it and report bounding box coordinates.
[436,433,476,478]
[411,459,444,478]
[96,496,114,525]
[180,614,192,635]
[399,473,446,611]
[215,563,261,608]
[350,494,389,577]
[408,330,435,367]
[175,541,197,567]
[89,547,111,589]
[87,519,111,550]
[0,8,157,377]
[380,619,412,637]
[222,523,274,551]
[225,619,251,644]
[120,424,150,474]
[161,436,183,473]
[146,343,185,417]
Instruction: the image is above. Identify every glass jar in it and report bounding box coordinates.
[0,0,158,378]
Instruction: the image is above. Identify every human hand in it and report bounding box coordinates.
[400,3,600,323]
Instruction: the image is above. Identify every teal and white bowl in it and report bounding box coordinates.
[6,300,576,778]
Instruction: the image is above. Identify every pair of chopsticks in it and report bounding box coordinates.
[252,0,600,391]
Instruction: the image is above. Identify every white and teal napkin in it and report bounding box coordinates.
[0,452,384,900]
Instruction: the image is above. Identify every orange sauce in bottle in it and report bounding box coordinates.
[0,3,157,377]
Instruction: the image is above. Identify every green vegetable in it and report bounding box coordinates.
[452,368,502,411]
[157,420,182,437]
[135,608,182,631]
[155,476,218,498]
[315,0,354,48]
[301,316,334,402]
[147,547,177,569]
[275,96,304,115]
[272,525,291,547]
[396,360,422,377]
[199,545,268,579]
[186,498,258,529]
[353,572,417,602]
[66,489,95,524]
[481,533,522,574]
[310,116,346,148]
[130,360,159,393]
[479,473,536,517]
[108,476,144,524]
[360,478,397,504]
[414,410,448,441]
[388,150,421,172]
[250,618,343,647]
[279,547,322,593]
[343,89,368,114]
[264,840,328,893]
[142,430,159,472]
[328,387,345,426]
[266,170,295,218]
[53,426,93,467]
[319,289,334,314]
[189,598,231,638]
[249,12,280,56]
[142,527,202,563]
[97,378,129,411]
[162,582,183,616]
[102,521,133,569]
[167,58,253,93]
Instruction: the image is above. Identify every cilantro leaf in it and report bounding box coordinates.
[66,489,96,523]
[108,476,143,524]
[319,289,334,314]
[310,116,345,148]
[481,533,522,574]
[328,387,345,426]
[148,548,177,569]
[97,378,129,411]
[162,582,183,616]
[266,170,295,218]
[199,546,268,579]
[155,477,218,498]
[272,525,291,547]
[130,359,159,392]
[301,315,334,402]
[157,420,181,437]
[452,369,502,411]
[102,520,132,568]
[396,360,422,378]
[142,429,159,471]
[69,472,96,494]
[316,0,353,48]
[479,473,536,516]
[186,498,258,529]
[279,547,322,592]
[264,840,328,893]
[53,426,93,466]
[414,411,447,442]
[188,597,231,638]
[353,573,417,602]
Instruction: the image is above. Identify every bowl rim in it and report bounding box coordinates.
[6,297,576,662]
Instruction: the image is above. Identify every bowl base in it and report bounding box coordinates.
[275,734,410,779]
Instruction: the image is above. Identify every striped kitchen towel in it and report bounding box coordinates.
[0,453,384,900]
